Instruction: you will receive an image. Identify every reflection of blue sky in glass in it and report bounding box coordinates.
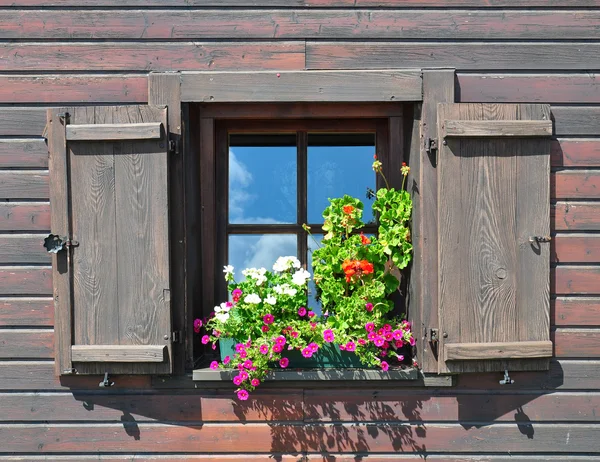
[307,233,324,314]
[229,142,296,224]
[229,234,297,282]
[307,138,376,224]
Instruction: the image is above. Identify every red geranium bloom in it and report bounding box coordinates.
[360,232,371,245]
[342,259,374,283]
[342,205,355,214]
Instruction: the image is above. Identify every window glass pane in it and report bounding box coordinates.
[228,234,298,281]
[229,134,297,224]
[307,133,376,224]
[307,233,324,315]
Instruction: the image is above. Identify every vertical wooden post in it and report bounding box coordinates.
[418,69,455,374]
[148,73,185,373]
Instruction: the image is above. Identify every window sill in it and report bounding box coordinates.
[193,367,418,381]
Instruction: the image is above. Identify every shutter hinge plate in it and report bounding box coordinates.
[172,331,182,343]
[425,137,438,166]
[168,139,179,154]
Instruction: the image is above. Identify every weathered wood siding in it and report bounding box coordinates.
[1,1,600,459]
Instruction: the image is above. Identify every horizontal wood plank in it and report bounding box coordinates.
[552,202,600,231]
[552,139,600,167]
[66,122,162,141]
[0,109,47,137]
[0,235,51,264]
[445,341,553,361]
[0,457,596,462]
[0,171,48,200]
[0,329,53,359]
[182,70,421,102]
[0,203,50,232]
[459,74,600,104]
[1,1,599,6]
[71,345,167,363]
[307,42,600,71]
[5,10,600,40]
[443,119,552,137]
[0,140,48,168]
[554,329,600,358]
[0,43,304,72]
[553,107,600,136]
[552,170,600,200]
[0,298,53,327]
[0,423,598,453]
[553,297,600,326]
[0,267,52,296]
[552,266,600,295]
[199,102,404,118]
[0,75,147,104]
[552,234,600,264]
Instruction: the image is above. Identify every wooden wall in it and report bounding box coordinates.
[2,1,600,459]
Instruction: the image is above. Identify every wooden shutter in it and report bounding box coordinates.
[437,103,553,374]
[47,105,172,375]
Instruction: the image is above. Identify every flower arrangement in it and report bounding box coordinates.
[196,158,415,400]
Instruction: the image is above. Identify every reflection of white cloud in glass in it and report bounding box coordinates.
[229,234,297,280]
[229,150,256,221]
[307,234,324,314]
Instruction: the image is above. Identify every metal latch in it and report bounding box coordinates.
[168,139,179,155]
[529,236,551,243]
[99,372,114,388]
[43,234,79,253]
[499,369,514,385]
[425,137,438,155]
[172,331,181,343]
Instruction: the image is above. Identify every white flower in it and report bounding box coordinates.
[214,302,232,313]
[215,312,230,323]
[273,256,301,273]
[244,293,261,304]
[291,268,311,286]
[223,265,234,275]
[273,284,297,297]
[241,267,268,285]
[265,295,277,305]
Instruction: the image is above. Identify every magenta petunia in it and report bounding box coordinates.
[365,303,373,312]
[279,357,289,368]
[383,324,392,332]
[275,335,286,346]
[374,337,385,347]
[308,311,316,318]
[398,355,405,361]
[239,350,248,359]
[385,333,393,341]
[301,347,313,358]
[262,325,270,333]
[395,340,404,348]
[392,329,403,340]
[291,331,299,338]
[358,338,366,346]
[367,331,377,341]
[210,361,219,370]
[323,329,335,343]
[239,370,249,381]
[243,360,253,369]
[263,314,274,324]
[339,344,346,350]
[365,322,375,332]
[232,288,243,302]
[272,344,283,353]
[233,375,243,386]
[298,307,307,317]
[193,318,203,333]
[381,361,389,371]
[235,343,246,353]
[251,378,260,387]
[223,355,231,365]
[237,389,249,401]
[259,344,269,355]
[201,335,210,344]
[308,342,319,353]
[346,341,356,352]
[409,337,416,346]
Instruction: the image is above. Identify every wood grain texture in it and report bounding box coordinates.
[307,42,600,71]
[553,234,600,264]
[553,107,600,136]
[0,298,53,327]
[0,235,51,264]
[0,203,50,232]
[552,170,600,199]
[443,120,552,137]
[552,266,600,295]
[438,103,551,373]
[552,139,600,167]
[0,267,52,296]
[0,140,48,168]
[0,457,598,462]
[0,43,305,72]
[71,345,167,363]
[3,10,600,40]
[181,70,422,102]
[554,329,600,358]
[66,122,162,141]
[553,202,600,231]
[0,423,599,453]
[0,329,53,359]
[459,74,600,104]
[418,70,455,374]
[553,298,600,327]
[445,341,553,361]
[0,171,48,200]
[0,75,147,104]
[0,109,47,136]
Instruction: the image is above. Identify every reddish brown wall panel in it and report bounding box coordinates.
[552,202,600,231]
[0,235,51,265]
[552,170,600,200]
[0,298,53,327]
[552,139,600,167]
[0,140,48,169]
[0,203,50,231]
[0,171,48,200]
[552,235,600,264]
[0,330,53,359]
[0,267,52,295]
[554,329,600,357]
[553,297,600,326]
[552,266,600,295]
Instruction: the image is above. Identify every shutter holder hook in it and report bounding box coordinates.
[499,369,514,385]
[99,372,114,388]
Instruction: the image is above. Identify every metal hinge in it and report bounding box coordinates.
[168,139,179,155]
[425,137,438,166]
[172,331,182,343]
[62,368,77,375]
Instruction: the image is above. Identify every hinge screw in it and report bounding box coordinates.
[164,334,169,340]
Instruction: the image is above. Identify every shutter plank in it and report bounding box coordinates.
[438,103,552,373]
[443,119,552,137]
[66,122,162,141]
[71,345,167,363]
[445,340,553,361]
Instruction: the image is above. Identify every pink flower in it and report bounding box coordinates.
[308,311,316,318]
[377,329,384,336]
[279,357,289,368]
[367,332,377,341]
[383,341,390,349]
[275,336,286,346]
[398,355,405,361]
[374,337,385,347]
[223,355,231,365]
[193,318,203,333]
[302,347,313,358]
[358,338,366,346]
[233,375,243,386]
[272,344,283,353]
[395,340,404,348]
[262,325,270,333]
[251,378,260,387]
[210,361,219,370]
[259,344,269,355]
[235,343,246,353]
[243,360,253,369]
[239,370,249,381]
[212,343,217,350]
[383,324,392,332]
[409,337,416,346]
[381,361,389,371]
[339,344,346,350]
[310,322,317,330]
[245,339,252,348]
[380,350,387,357]
[237,389,249,401]
[393,329,403,340]
[308,342,319,353]
[365,322,375,332]
[225,301,233,308]
[365,303,373,312]
[263,314,274,325]
[239,350,248,359]
[323,329,335,343]
[201,335,210,344]
[298,307,307,317]
[232,288,242,302]
[291,331,299,338]
[385,333,393,341]
[346,341,356,352]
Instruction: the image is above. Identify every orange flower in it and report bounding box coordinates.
[343,205,355,214]
[360,232,371,245]
[342,259,374,282]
